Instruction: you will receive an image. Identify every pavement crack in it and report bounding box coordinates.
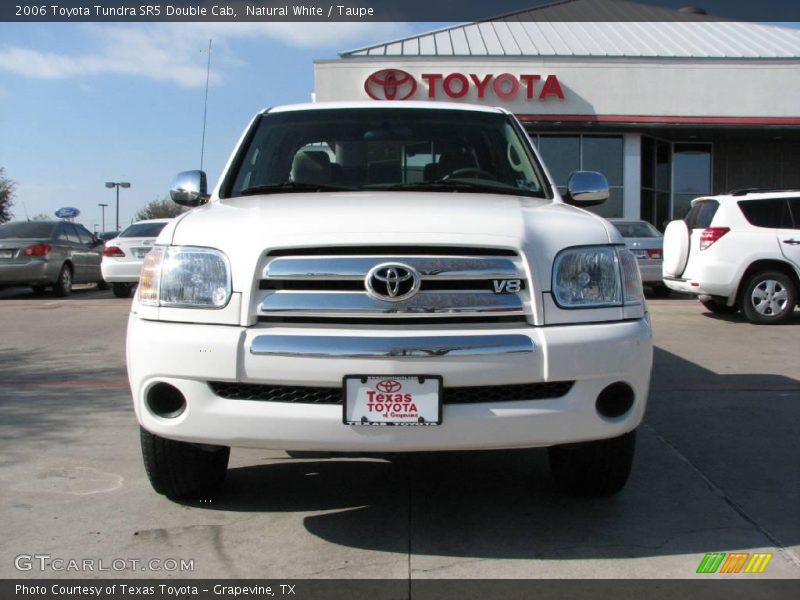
[643,422,800,570]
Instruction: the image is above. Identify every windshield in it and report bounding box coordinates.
[120,222,168,238]
[0,222,56,239]
[224,108,550,198]
[611,221,662,238]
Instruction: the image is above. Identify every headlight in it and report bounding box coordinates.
[553,245,643,308]
[139,246,231,309]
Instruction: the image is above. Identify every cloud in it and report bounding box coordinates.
[0,22,412,87]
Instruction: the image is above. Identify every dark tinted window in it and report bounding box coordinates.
[611,221,662,238]
[119,222,169,238]
[685,200,719,229]
[75,225,95,245]
[789,199,800,230]
[0,222,56,239]
[63,223,81,244]
[738,199,792,229]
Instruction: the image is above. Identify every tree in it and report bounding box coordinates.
[0,168,14,223]
[134,197,187,221]
[31,213,52,221]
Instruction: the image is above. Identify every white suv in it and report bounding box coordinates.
[663,190,800,324]
[127,102,652,500]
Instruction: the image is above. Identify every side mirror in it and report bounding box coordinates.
[565,171,609,206]
[170,170,210,206]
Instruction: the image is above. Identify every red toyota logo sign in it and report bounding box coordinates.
[364,69,418,101]
[376,379,403,393]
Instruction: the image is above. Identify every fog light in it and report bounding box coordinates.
[596,382,634,418]
[146,383,186,418]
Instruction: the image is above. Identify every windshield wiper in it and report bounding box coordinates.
[238,182,355,196]
[378,180,544,197]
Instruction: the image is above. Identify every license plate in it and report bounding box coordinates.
[633,250,648,260]
[133,247,151,258]
[344,375,442,426]
[0,250,12,259]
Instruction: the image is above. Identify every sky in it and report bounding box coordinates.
[0,21,440,231]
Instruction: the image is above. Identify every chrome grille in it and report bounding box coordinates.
[257,247,529,323]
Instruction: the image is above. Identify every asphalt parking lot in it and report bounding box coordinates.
[0,285,798,580]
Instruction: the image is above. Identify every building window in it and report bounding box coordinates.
[673,143,712,221]
[641,137,671,230]
[532,134,624,218]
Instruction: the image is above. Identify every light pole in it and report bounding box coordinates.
[104,182,130,233]
[98,202,108,233]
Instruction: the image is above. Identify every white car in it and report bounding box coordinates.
[663,190,800,323]
[127,102,652,500]
[101,219,171,298]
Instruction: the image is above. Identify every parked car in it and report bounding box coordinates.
[97,230,121,243]
[663,189,800,324]
[128,101,652,500]
[101,219,171,298]
[608,218,669,297]
[0,220,105,296]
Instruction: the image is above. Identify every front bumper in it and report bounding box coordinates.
[127,316,653,451]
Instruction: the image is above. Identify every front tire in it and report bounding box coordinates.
[701,298,738,315]
[53,265,72,297]
[112,282,133,298]
[548,430,636,497]
[741,271,797,325]
[140,427,230,499]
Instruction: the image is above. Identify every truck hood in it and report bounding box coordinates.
[165,192,616,292]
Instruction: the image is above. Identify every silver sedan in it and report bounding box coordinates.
[0,220,104,296]
[608,219,670,297]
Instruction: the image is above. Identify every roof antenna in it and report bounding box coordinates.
[200,39,212,173]
[21,199,30,221]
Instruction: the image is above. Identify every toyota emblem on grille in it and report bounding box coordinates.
[365,263,421,302]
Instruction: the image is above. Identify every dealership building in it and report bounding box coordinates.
[314,0,800,227]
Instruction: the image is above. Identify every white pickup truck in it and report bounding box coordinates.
[127,102,652,500]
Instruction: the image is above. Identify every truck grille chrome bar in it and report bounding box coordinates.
[259,291,524,318]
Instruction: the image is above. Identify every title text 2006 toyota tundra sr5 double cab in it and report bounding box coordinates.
[126,102,652,499]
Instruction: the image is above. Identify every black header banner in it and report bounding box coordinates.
[3,0,800,22]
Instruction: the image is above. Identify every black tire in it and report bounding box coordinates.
[740,271,797,325]
[701,298,738,315]
[548,430,636,497]
[140,427,230,499]
[112,282,133,298]
[650,283,671,298]
[97,279,110,291]
[53,264,72,297]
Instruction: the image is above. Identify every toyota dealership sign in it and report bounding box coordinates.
[364,69,565,102]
